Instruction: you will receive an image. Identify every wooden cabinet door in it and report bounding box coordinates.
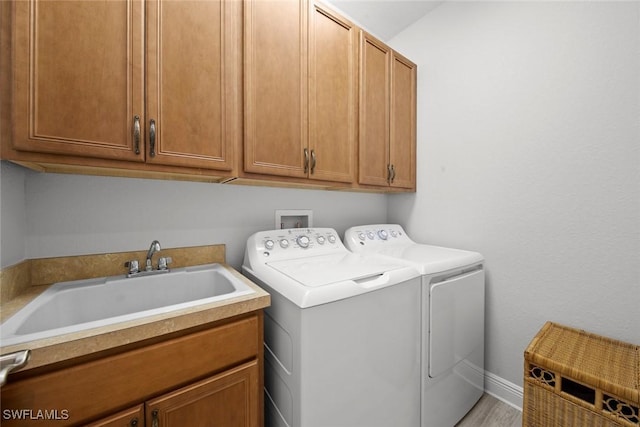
[145,0,240,171]
[12,0,144,162]
[358,31,391,186]
[390,51,417,190]
[146,361,259,427]
[308,3,357,184]
[85,405,144,427]
[244,0,308,178]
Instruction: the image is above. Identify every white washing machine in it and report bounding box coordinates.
[344,224,485,427]
[242,228,422,427]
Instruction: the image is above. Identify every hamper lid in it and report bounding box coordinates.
[525,322,640,404]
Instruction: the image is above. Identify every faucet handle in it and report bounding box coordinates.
[125,260,140,275]
[158,257,172,271]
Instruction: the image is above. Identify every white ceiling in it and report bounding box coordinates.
[325,0,444,41]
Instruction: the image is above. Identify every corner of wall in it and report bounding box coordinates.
[1,161,28,268]
[484,370,524,411]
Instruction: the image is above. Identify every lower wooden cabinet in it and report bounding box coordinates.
[0,313,263,427]
[146,361,258,427]
[85,405,144,427]
[87,362,258,427]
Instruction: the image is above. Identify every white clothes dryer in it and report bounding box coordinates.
[344,224,485,427]
[242,228,422,427]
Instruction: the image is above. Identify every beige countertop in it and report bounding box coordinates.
[0,246,270,373]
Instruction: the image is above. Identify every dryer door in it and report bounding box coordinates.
[429,268,484,378]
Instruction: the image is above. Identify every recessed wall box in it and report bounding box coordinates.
[275,210,313,229]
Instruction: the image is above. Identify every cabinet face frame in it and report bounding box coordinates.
[11,0,145,162]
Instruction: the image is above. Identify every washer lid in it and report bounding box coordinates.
[267,252,404,287]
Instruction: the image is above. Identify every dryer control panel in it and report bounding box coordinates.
[344,224,413,250]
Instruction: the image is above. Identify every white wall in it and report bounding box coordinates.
[0,163,387,269]
[0,162,28,268]
[389,0,640,395]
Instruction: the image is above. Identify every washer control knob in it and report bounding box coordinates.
[390,230,398,238]
[358,232,366,241]
[297,235,310,248]
[265,239,275,250]
[279,239,289,249]
[317,235,326,245]
[328,234,337,244]
[377,230,388,240]
[366,231,375,240]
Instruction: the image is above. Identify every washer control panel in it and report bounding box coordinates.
[344,224,412,249]
[252,228,343,260]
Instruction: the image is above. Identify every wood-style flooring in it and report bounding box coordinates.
[455,394,522,427]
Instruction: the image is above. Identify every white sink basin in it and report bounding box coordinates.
[0,263,255,347]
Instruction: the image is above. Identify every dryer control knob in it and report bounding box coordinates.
[317,235,326,245]
[377,230,388,240]
[265,239,275,250]
[279,239,290,249]
[297,235,310,248]
[328,234,337,244]
[366,231,375,240]
[358,232,366,241]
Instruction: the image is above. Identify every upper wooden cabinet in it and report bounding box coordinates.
[3,0,415,191]
[11,0,144,162]
[244,0,357,184]
[244,0,307,178]
[359,33,391,187]
[308,3,358,183]
[8,0,240,172]
[359,31,416,190]
[389,50,417,189]
[145,0,240,170]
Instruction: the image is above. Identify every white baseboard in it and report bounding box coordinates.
[484,371,523,411]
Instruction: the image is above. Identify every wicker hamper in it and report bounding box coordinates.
[524,322,639,427]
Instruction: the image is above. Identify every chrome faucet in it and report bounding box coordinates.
[124,240,171,277]
[146,240,161,271]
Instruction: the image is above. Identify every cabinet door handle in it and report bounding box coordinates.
[310,149,316,174]
[130,417,139,427]
[151,409,159,427]
[149,119,156,157]
[304,148,309,174]
[133,115,141,155]
[387,164,393,183]
[390,164,396,183]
